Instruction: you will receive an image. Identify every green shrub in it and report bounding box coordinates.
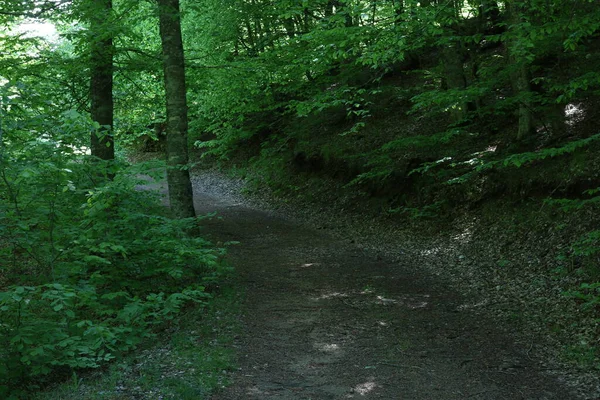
[0,111,227,397]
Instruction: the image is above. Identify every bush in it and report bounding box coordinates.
[0,111,227,397]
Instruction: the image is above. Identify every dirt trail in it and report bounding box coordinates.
[187,183,579,400]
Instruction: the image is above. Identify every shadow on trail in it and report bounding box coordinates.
[188,182,578,400]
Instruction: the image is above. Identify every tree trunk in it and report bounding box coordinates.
[547,102,567,140]
[514,63,533,141]
[433,0,469,124]
[442,39,469,123]
[89,0,114,163]
[506,1,534,141]
[157,0,196,219]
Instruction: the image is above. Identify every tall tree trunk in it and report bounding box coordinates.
[513,62,533,141]
[157,0,196,219]
[442,39,469,123]
[370,0,377,25]
[506,1,534,141]
[89,0,114,163]
[431,0,470,124]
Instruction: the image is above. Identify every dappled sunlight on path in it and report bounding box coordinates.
[189,187,579,399]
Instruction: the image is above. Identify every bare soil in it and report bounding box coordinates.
[183,178,583,400]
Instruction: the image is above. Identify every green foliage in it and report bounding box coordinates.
[180,0,600,214]
[3,0,600,390]
[550,190,600,264]
[571,230,600,259]
[548,187,600,366]
[404,133,600,187]
[33,285,239,400]
[564,282,600,311]
[0,106,226,396]
[563,342,599,369]
[497,134,600,168]
[388,201,446,220]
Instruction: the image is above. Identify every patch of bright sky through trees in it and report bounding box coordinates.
[17,21,59,42]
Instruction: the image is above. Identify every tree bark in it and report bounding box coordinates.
[442,39,469,123]
[157,0,196,219]
[506,1,534,141]
[89,0,115,163]
[432,0,470,124]
[514,62,533,141]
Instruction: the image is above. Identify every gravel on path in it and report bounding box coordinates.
[182,171,583,400]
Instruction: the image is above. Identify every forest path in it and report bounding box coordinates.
[184,175,578,400]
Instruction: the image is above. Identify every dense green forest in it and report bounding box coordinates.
[2,0,600,397]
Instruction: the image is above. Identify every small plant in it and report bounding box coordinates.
[564,343,600,369]
[388,201,445,219]
[564,282,600,311]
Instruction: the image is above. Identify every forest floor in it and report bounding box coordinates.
[183,170,590,400]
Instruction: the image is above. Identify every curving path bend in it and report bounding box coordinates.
[179,173,580,400]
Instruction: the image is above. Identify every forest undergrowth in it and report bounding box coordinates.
[0,130,232,398]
